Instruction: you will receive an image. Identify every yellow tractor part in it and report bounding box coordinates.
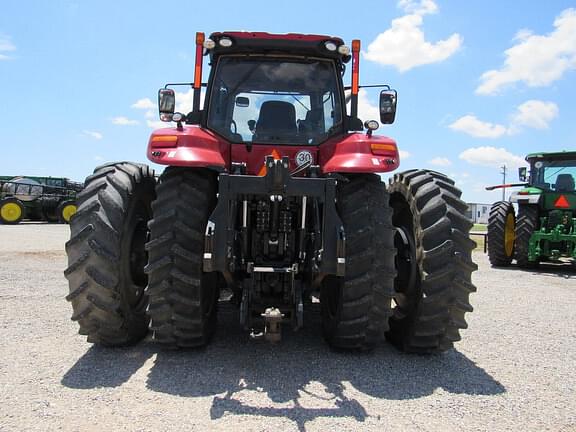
[61,203,77,223]
[504,212,515,257]
[1,202,22,223]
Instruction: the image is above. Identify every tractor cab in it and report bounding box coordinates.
[150,32,400,176]
[525,152,576,193]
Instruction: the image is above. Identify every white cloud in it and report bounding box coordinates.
[399,150,411,159]
[449,115,508,138]
[448,171,470,187]
[450,99,558,138]
[83,130,103,140]
[428,157,452,166]
[94,155,104,162]
[459,146,526,168]
[356,89,380,122]
[398,0,437,14]
[112,116,139,126]
[0,34,16,60]
[174,89,195,114]
[146,119,169,130]
[476,8,576,95]
[509,100,558,130]
[364,0,462,72]
[131,98,156,109]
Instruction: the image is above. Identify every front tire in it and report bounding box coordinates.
[0,197,24,224]
[64,162,155,346]
[487,201,516,266]
[321,174,395,351]
[58,200,78,224]
[145,168,219,349]
[387,170,477,353]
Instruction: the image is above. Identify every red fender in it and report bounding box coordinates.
[147,126,230,169]
[319,133,399,174]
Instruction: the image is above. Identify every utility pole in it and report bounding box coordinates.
[500,165,507,201]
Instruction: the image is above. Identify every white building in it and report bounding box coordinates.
[466,203,490,224]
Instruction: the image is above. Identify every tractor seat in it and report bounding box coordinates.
[254,101,297,141]
[555,174,575,192]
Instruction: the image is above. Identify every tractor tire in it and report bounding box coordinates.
[145,167,219,349]
[387,169,477,353]
[0,197,24,224]
[57,200,78,224]
[321,174,395,351]
[515,204,539,268]
[487,201,516,266]
[39,196,60,222]
[64,162,156,346]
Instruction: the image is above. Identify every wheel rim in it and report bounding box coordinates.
[393,225,418,319]
[504,212,515,257]
[61,204,77,222]
[126,203,149,307]
[1,202,22,222]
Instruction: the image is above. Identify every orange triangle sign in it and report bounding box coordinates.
[257,149,282,176]
[554,195,570,208]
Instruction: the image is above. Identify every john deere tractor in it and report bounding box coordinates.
[0,176,82,224]
[487,151,576,267]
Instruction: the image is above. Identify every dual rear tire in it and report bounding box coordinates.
[386,170,477,353]
[65,164,476,353]
[487,201,516,266]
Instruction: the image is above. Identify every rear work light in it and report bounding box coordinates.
[338,45,350,55]
[203,38,216,49]
[324,41,337,51]
[219,37,233,47]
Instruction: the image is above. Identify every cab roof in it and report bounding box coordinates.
[526,150,576,161]
[207,31,351,63]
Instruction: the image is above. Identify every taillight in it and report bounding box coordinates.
[370,143,397,155]
[150,135,178,148]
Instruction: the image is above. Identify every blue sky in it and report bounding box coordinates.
[1,0,575,203]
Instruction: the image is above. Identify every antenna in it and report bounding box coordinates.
[500,165,507,201]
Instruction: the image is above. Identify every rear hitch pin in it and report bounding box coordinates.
[257,307,284,343]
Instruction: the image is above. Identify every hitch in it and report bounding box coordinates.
[250,307,285,343]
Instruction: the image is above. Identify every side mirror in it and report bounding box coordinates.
[518,167,527,182]
[158,88,175,122]
[379,89,397,124]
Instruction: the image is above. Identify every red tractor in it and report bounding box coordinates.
[65,32,476,353]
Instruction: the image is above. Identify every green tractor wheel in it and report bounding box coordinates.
[487,201,516,266]
[57,200,77,224]
[515,204,540,268]
[0,197,25,224]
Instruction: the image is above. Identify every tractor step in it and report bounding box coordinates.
[247,263,298,273]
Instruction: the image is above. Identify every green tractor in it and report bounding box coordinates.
[487,151,576,267]
[0,176,83,225]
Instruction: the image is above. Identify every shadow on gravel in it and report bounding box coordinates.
[61,342,155,389]
[502,262,576,279]
[144,303,505,431]
[61,302,504,430]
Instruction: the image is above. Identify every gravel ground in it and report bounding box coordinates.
[0,223,575,432]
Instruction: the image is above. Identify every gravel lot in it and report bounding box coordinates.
[1,223,575,431]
